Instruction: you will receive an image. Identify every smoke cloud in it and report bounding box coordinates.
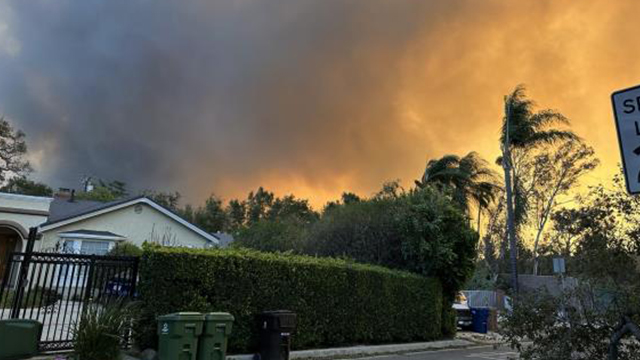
[0,0,636,206]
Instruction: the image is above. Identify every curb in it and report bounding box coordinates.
[227,339,475,360]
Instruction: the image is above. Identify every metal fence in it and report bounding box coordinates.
[462,290,504,309]
[0,251,139,352]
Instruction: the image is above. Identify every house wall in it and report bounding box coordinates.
[0,193,52,251]
[39,203,211,251]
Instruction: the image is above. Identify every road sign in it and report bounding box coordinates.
[611,84,640,194]
[552,257,565,274]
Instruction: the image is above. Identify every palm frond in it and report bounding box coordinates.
[521,130,580,149]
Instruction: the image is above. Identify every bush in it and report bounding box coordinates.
[108,242,143,257]
[138,247,444,353]
[307,187,478,300]
[72,301,133,360]
[1,287,61,309]
[500,286,640,360]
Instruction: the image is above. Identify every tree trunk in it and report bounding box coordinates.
[503,158,519,294]
[532,171,567,275]
[503,101,519,294]
[476,206,482,236]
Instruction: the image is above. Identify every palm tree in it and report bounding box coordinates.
[501,85,577,294]
[416,151,501,232]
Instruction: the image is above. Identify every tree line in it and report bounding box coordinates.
[0,84,611,290]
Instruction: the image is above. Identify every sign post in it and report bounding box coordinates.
[611,85,640,193]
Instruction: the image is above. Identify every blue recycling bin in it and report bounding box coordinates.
[470,308,489,334]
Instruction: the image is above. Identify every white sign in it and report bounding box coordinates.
[612,85,640,193]
[553,257,565,274]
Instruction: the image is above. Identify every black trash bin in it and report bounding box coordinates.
[258,311,297,360]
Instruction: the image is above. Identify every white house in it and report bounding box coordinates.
[0,192,219,280]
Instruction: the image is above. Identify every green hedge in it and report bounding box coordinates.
[138,247,444,353]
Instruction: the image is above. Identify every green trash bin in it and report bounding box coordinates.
[158,312,204,360]
[197,313,234,360]
[0,319,42,359]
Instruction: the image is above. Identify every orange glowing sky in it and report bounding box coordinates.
[0,0,637,207]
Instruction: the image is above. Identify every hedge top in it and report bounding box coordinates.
[144,245,428,281]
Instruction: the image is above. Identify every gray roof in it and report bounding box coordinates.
[45,196,144,226]
[215,232,235,247]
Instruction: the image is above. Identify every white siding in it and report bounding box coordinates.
[39,203,210,251]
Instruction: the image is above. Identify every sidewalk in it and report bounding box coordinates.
[32,332,504,360]
[227,333,503,360]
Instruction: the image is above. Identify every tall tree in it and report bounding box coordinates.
[226,199,247,230]
[267,195,318,224]
[193,194,228,232]
[246,187,274,225]
[0,117,31,183]
[528,141,598,274]
[416,151,501,232]
[141,190,181,210]
[500,85,577,293]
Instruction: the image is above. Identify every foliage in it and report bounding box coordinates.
[322,192,363,213]
[225,188,319,230]
[0,117,31,184]
[515,140,598,274]
[499,85,578,290]
[140,189,181,210]
[501,286,640,360]
[415,151,501,218]
[107,242,143,257]
[1,287,61,309]
[138,247,444,353]
[72,301,134,360]
[179,188,319,235]
[192,194,228,232]
[502,171,640,359]
[0,176,53,196]
[77,179,128,202]
[307,186,478,300]
[233,219,308,253]
[464,262,497,290]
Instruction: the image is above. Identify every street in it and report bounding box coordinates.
[342,346,519,360]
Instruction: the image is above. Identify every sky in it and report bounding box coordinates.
[0,0,636,207]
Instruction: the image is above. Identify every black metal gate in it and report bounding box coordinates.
[0,250,139,352]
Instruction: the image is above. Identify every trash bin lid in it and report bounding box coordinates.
[157,312,204,321]
[204,312,235,321]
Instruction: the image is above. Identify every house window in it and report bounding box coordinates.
[58,239,115,286]
[79,240,111,255]
[62,240,113,256]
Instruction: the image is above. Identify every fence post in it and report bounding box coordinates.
[0,255,15,313]
[129,257,139,298]
[10,227,38,318]
[83,256,96,302]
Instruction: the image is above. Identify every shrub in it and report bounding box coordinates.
[138,247,444,353]
[307,187,478,301]
[108,242,143,257]
[1,287,61,309]
[72,301,133,360]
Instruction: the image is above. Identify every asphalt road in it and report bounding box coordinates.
[342,345,519,360]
